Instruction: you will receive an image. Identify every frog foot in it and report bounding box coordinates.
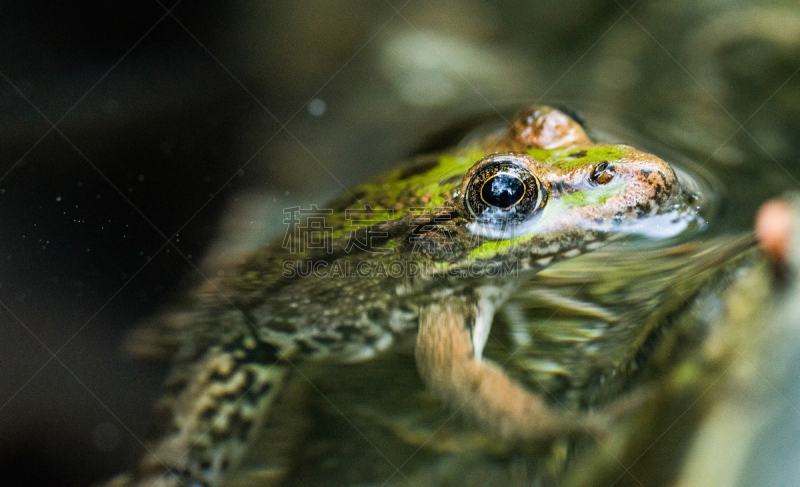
[415,299,609,443]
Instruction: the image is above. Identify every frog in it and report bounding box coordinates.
[108,106,712,487]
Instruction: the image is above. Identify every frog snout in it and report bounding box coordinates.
[639,166,678,205]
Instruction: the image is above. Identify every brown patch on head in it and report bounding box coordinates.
[493,106,591,151]
[609,148,678,213]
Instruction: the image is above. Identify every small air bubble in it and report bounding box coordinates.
[308,98,327,117]
[56,196,61,202]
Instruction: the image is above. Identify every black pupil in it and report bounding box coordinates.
[481,173,525,208]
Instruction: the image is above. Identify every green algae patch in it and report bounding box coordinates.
[352,148,485,218]
[469,233,530,260]
[561,181,627,207]
[528,145,626,169]
[525,147,562,162]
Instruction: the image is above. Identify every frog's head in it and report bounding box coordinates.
[317,106,699,271]
[420,106,696,267]
[456,145,680,240]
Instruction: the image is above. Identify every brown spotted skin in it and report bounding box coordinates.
[492,106,592,151]
[544,147,679,223]
[109,106,697,487]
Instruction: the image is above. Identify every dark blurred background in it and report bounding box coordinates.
[1,1,798,485]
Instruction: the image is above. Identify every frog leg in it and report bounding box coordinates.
[109,336,295,487]
[415,296,606,442]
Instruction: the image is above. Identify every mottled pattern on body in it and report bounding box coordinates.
[111,106,706,487]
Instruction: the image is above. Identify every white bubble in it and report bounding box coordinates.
[308,98,327,117]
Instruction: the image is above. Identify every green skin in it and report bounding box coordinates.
[116,107,698,487]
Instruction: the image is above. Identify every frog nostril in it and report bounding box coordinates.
[590,161,615,185]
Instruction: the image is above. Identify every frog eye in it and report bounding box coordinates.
[590,161,615,185]
[464,154,547,225]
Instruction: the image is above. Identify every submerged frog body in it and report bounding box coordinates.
[113,106,709,486]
